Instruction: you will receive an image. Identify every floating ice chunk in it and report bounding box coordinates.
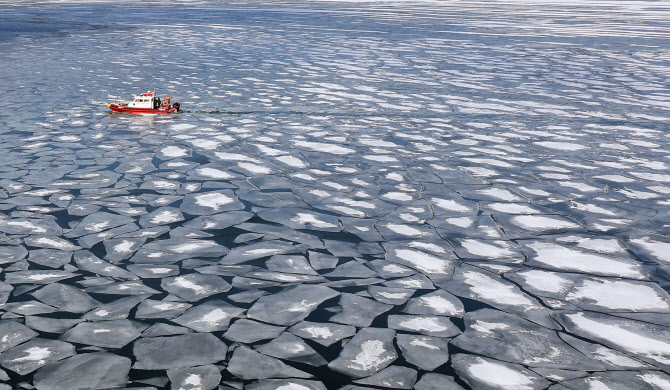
[266,255,318,275]
[133,334,227,370]
[4,270,76,284]
[295,141,355,155]
[31,283,99,313]
[525,242,646,279]
[0,219,62,235]
[255,332,328,366]
[439,266,554,328]
[456,238,518,259]
[0,321,38,353]
[139,207,184,227]
[86,281,160,296]
[246,379,326,390]
[74,251,138,280]
[103,237,146,261]
[385,245,455,276]
[33,352,131,390]
[190,165,235,180]
[353,366,417,389]
[65,212,134,238]
[430,197,474,213]
[157,145,190,159]
[388,315,461,337]
[24,317,83,334]
[0,338,75,375]
[168,364,221,390]
[567,279,670,312]
[248,285,339,326]
[227,346,312,380]
[126,264,179,279]
[328,328,397,378]
[275,155,308,168]
[135,299,192,319]
[221,241,296,265]
[414,373,464,390]
[555,311,670,367]
[476,188,523,202]
[330,293,392,327]
[61,320,147,349]
[258,208,342,232]
[24,236,79,251]
[82,295,147,321]
[368,286,415,305]
[506,269,572,295]
[558,333,650,370]
[172,300,245,332]
[486,203,540,214]
[223,319,285,344]
[396,334,450,371]
[161,274,231,301]
[452,354,549,390]
[452,309,602,370]
[630,237,670,265]
[403,289,464,317]
[382,192,414,202]
[180,190,244,215]
[511,215,580,231]
[289,321,356,347]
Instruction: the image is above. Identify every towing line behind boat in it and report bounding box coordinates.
[107,90,180,113]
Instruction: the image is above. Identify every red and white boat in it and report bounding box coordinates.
[107,90,181,113]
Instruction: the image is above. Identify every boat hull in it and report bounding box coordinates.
[107,104,178,114]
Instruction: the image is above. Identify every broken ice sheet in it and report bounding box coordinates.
[64,212,134,238]
[0,338,75,375]
[403,289,464,317]
[353,365,418,389]
[388,315,461,337]
[223,319,285,344]
[226,346,313,380]
[396,334,450,371]
[221,240,297,265]
[247,284,339,326]
[245,379,327,390]
[0,320,38,352]
[61,319,147,348]
[384,244,457,279]
[161,273,231,301]
[289,321,356,347]
[330,293,392,327]
[180,190,244,215]
[134,298,191,319]
[33,352,131,390]
[451,354,550,390]
[522,240,648,279]
[133,333,228,370]
[171,300,245,332]
[554,311,670,370]
[328,327,397,378]
[167,364,221,390]
[102,237,146,261]
[451,309,603,371]
[31,283,99,313]
[438,265,556,329]
[255,331,327,366]
[258,207,342,232]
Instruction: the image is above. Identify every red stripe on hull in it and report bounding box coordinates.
[109,105,177,114]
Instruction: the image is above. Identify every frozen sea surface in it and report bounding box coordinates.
[1,0,670,389]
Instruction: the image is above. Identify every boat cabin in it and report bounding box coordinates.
[128,91,161,109]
